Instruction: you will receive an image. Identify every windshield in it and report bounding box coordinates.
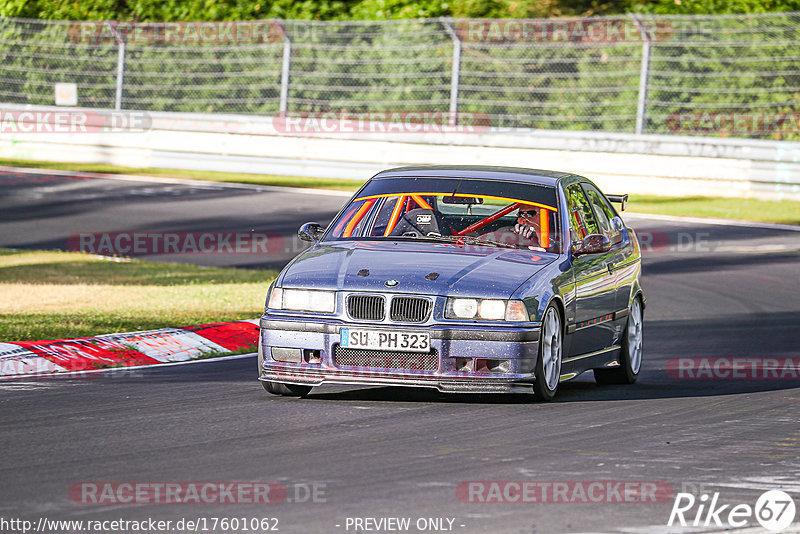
[326,177,561,253]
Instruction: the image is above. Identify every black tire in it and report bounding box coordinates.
[533,304,563,401]
[261,380,312,397]
[258,340,312,397]
[594,296,643,385]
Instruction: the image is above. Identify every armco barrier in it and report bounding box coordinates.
[0,320,259,378]
[1,104,799,200]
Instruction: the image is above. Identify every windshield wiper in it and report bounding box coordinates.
[470,237,517,249]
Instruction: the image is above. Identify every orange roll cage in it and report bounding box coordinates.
[343,199,376,238]
[539,208,550,249]
[383,195,407,237]
[342,192,554,247]
[454,202,521,236]
[382,195,434,236]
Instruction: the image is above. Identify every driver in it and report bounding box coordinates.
[513,206,542,246]
[478,205,545,251]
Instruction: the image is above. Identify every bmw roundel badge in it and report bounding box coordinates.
[385,279,399,287]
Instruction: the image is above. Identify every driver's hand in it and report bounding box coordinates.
[514,224,536,240]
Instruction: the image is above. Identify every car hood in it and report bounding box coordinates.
[278,240,557,299]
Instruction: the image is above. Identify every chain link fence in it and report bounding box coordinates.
[1,13,799,139]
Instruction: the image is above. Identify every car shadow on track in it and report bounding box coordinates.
[301,377,800,405]
[304,311,800,404]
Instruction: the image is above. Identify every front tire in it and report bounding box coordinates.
[533,305,563,401]
[594,296,643,385]
[261,381,312,397]
[258,339,312,397]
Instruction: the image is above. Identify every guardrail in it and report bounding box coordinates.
[1,104,799,200]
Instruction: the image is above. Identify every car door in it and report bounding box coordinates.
[564,182,618,357]
[580,183,635,341]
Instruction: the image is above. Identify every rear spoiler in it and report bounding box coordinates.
[606,194,628,211]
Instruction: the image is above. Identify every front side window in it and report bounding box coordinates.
[325,177,562,252]
[564,183,599,242]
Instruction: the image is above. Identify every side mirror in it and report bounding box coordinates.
[607,194,628,211]
[298,222,324,243]
[571,234,612,256]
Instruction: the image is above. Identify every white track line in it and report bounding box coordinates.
[624,211,800,232]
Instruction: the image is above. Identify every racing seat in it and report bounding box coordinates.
[390,208,445,237]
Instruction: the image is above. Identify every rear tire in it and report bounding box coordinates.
[594,296,643,385]
[533,305,563,401]
[261,381,312,397]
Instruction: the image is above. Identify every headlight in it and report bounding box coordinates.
[478,299,505,320]
[267,288,335,313]
[445,298,528,321]
[447,298,478,319]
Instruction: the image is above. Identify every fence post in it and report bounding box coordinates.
[115,40,126,111]
[441,19,461,127]
[276,21,292,115]
[632,15,651,135]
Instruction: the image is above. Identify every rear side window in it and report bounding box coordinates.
[564,183,598,241]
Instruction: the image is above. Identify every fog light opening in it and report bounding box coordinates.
[475,358,511,374]
[304,349,322,364]
[271,347,302,363]
[491,359,512,373]
[456,358,473,372]
[475,358,490,373]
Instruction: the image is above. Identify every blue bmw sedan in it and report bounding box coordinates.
[258,166,644,400]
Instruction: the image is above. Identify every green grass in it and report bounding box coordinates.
[0,249,277,341]
[627,195,800,225]
[0,157,365,192]
[2,157,799,224]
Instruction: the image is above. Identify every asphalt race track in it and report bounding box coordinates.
[0,168,351,269]
[1,169,799,533]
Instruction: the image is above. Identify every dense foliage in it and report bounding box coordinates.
[3,0,800,21]
[2,2,799,140]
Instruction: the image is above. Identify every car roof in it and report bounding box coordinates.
[372,165,570,187]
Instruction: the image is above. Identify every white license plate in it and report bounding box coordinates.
[340,328,430,353]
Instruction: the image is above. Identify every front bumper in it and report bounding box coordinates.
[259,315,541,394]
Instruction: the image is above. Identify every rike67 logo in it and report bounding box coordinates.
[669,489,796,531]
